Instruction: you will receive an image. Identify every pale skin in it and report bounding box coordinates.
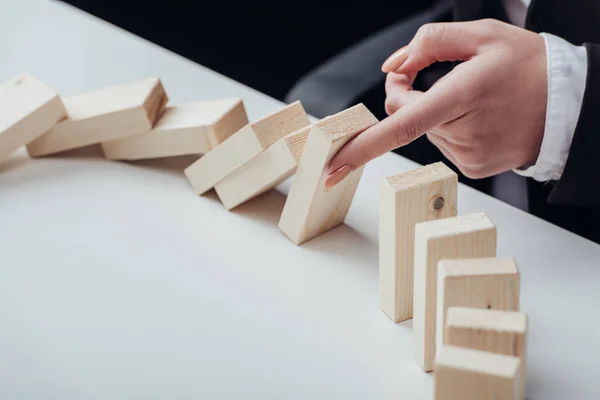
[325,19,548,188]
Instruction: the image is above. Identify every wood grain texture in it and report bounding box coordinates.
[26,77,168,157]
[214,125,310,210]
[445,307,527,400]
[435,345,521,400]
[184,101,309,195]
[0,72,67,163]
[413,213,497,372]
[436,257,520,359]
[101,98,248,160]
[379,162,457,323]
[278,104,378,245]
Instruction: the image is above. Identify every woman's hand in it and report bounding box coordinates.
[325,19,547,188]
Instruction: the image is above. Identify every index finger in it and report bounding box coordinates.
[327,77,462,175]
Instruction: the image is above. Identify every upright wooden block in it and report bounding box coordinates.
[278,104,378,245]
[413,212,497,372]
[184,101,310,195]
[379,162,458,323]
[214,125,310,210]
[0,72,67,163]
[101,98,248,160]
[445,307,528,399]
[435,345,521,400]
[26,77,168,157]
[436,257,520,358]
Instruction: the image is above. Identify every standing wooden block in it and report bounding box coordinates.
[184,101,310,195]
[379,162,458,323]
[26,77,168,157]
[435,345,521,400]
[413,212,497,372]
[445,307,528,399]
[0,72,67,163]
[214,125,310,210]
[436,257,520,358]
[278,104,378,245]
[101,98,248,160]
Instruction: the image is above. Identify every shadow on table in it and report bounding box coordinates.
[302,224,378,272]
[232,189,377,269]
[122,154,200,176]
[0,144,106,176]
[232,189,287,226]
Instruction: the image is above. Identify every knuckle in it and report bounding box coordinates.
[385,98,399,116]
[393,119,423,147]
[416,23,447,46]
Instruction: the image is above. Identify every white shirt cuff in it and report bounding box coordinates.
[514,32,587,181]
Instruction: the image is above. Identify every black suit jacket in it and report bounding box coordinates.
[452,0,600,243]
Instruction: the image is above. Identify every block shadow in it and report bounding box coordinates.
[121,154,201,176]
[231,189,287,225]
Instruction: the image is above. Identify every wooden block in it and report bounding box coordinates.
[435,345,521,400]
[26,77,168,157]
[0,72,67,163]
[101,98,248,160]
[436,257,520,358]
[214,125,310,210]
[184,101,310,195]
[278,104,378,245]
[445,307,528,399]
[413,212,497,372]
[379,162,458,323]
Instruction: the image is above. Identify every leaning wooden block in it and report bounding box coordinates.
[435,345,521,400]
[445,307,528,400]
[413,212,497,372]
[214,125,310,210]
[26,77,168,157]
[184,101,310,195]
[0,72,67,163]
[278,104,378,245]
[380,162,458,323]
[101,98,248,160]
[436,257,520,359]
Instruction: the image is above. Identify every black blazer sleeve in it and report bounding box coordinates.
[548,43,600,208]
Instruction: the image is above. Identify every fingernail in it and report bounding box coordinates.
[325,165,352,189]
[382,46,409,73]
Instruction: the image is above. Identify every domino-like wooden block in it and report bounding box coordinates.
[184,101,310,195]
[379,162,458,323]
[413,212,497,372]
[436,257,520,358]
[214,125,310,210]
[435,345,521,400]
[0,72,67,163]
[26,77,168,157]
[445,307,528,399]
[278,104,378,245]
[101,98,248,160]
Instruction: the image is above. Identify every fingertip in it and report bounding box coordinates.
[382,46,409,73]
[325,165,352,189]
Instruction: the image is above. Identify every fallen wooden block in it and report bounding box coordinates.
[101,98,248,160]
[214,125,310,210]
[0,72,67,163]
[413,212,497,372]
[445,307,528,399]
[436,257,520,358]
[435,345,521,400]
[184,101,310,195]
[26,77,168,157]
[379,162,458,323]
[278,104,378,245]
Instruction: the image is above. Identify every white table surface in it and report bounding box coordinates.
[1,1,599,399]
